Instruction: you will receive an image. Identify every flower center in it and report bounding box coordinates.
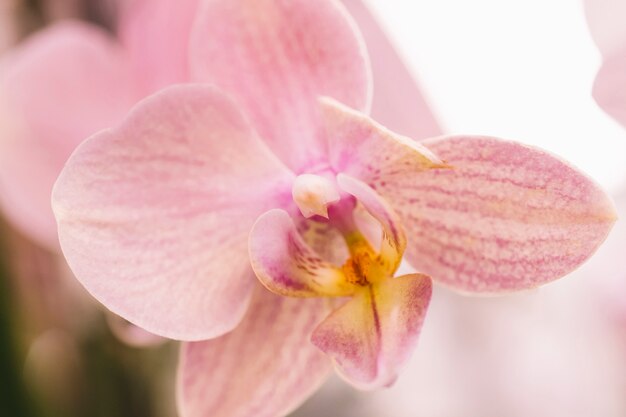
[292,173,340,219]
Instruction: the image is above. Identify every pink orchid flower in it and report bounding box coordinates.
[50,1,615,416]
[585,0,626,128]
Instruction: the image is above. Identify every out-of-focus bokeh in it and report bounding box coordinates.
[1,1,625,416]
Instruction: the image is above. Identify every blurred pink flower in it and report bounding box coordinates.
[0,0,199,249]
[585,0,626,128]
[50,1,615,416]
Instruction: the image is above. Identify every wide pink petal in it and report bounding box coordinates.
[592,46,626,128]
[311,273,432,390]
[400,136,617,293]
[340,0,442,139]
[118,0,200,92]
[189,0,372,171]
[0,21,137,249]
[52,85,294,340]
[249,209,353,297]
[177,286,331,417]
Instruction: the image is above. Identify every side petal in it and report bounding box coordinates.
[340,0,442,139]
[189,0,372,171]
[592,46,626,128]
[397,136,617,293]
[0,21,137,249]
[322,97,445,184]
[337,174,406,273]
[118,0,200,91]
[52,85,294,341]
[177,287,331,417]
[249,209,353,297]
[311,273,432,390]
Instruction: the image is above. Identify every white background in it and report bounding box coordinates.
[369,0,626,193]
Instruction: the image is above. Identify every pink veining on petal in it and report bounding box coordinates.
[321,97,444,184]
[52,85,294,340]
[398,136,617,293]
[178,286,331,417]
[189,0,372,171]
[0,21,137,249]
[249,209,353,298]
[311,273,432,390]
[340,0,442,139]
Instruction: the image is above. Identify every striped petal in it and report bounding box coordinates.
[52,85,294,340]
[311,273,432,390]
[322,97,445,183]
[189,0,371,171]
[323,99,616,292]
[397,136,617,293]
[249,209,354,297]
[177,287,331,417]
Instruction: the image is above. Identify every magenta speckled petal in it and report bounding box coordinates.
[52,85,294,341]
[249,209,354,297]
[340,0,442,139]
[311,273,432,390]
[401,136,617,293]
[177,287,331,417]
[189,0,372,171]
[0,21,137,249]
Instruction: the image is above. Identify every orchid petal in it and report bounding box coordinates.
[592,46,626,128]
[189,0,372,171]
[311,273,432,390]
[340,0,442,139]
[0,21,137,249]
[337,174,406,273]
[322,97,445,183]
[119,0,200,91]
[52,85,294,340]
[178,287,331,417]
[401,136,617,293]
[324,100,615,291]
[249,209,354,298]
